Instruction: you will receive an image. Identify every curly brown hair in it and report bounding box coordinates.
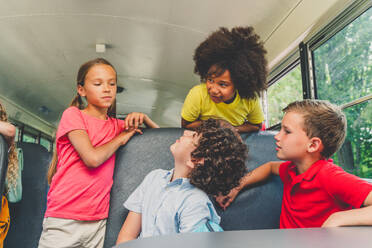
[0,102,19,192]
[189,119,247,196]
[193,26,268,99]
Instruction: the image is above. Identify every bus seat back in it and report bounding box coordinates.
[104,128,282,248]
[219,131,282,230]
[5,142,51,248]
[0,135,9,202]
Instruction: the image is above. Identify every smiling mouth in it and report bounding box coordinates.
[209,94,221,101]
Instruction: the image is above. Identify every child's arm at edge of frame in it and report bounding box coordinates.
[181,118,202,130]
[0,120,16,142]
[322,191,372,227]
[234,122,262,133]
[116,211,142,245]
[216,161,282,210]
[143,114,159,128]
[67,128,141,168]
[182,118,262,133]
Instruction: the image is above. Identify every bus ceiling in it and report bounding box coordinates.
[0,0,361,133]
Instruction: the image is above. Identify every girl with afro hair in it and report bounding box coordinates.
[181,26,267,133]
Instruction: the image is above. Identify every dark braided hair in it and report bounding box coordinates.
[194,26,267,99]
[190,119,247,196]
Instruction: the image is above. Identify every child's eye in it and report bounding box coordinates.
[219,83,227,87]
[110,82,116,86]
[284,129,291,134]
[207,78,214,83]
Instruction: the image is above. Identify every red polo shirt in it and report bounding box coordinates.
[279,159,372,228]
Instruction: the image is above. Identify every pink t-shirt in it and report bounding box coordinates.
[45,107,125,220]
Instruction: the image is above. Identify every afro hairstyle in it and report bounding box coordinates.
[193,26,268,99]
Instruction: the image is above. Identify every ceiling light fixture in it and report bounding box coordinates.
[39,105,51,115]
[96,44,106,53]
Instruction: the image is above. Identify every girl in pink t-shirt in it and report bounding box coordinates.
[38,58,159,248]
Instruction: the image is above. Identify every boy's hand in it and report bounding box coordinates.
[322,212,343,227]
[125,112,148,130]
[215,187,241,210]
[322,197,372,228]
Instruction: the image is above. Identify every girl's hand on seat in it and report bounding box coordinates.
[118,127,142,146]
[125,112,147,130]
[125,112,160,129]
[123,127,143,135]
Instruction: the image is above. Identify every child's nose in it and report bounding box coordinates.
[208,85,218,94]
[103,83,111,91]
[183,130,194,136]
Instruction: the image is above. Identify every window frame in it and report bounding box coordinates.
[10,119,54,149]
[304,1,372,102]
[267,0,372,177]
[266,59,302,129]
[39,135,53,152]
[268,0,372,117]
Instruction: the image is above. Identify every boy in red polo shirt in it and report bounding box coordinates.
[216,99,372,228]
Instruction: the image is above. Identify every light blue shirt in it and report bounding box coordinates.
[124,169,220,238]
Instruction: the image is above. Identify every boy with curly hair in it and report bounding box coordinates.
[116,119,247,244]
[181,26,267,133]
[217,100,372,228]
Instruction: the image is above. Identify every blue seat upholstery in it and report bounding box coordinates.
[5,142,51,248]
[104,128,282,248]
[219,132,282,230]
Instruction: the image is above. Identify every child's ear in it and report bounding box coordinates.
[187,158,204,169]
[77,85,86,97]
[308,137,323,153]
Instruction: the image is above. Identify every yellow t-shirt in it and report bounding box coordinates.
[181,84,264,126]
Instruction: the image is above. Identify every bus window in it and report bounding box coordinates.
[335,100,372,178]
[14,125,20,143]
[22,126,39,144]
[267,64,302,128]
[22,133,37,143]
[40,137,52,152]
[312,7,372,178]
[313,7,371,105]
